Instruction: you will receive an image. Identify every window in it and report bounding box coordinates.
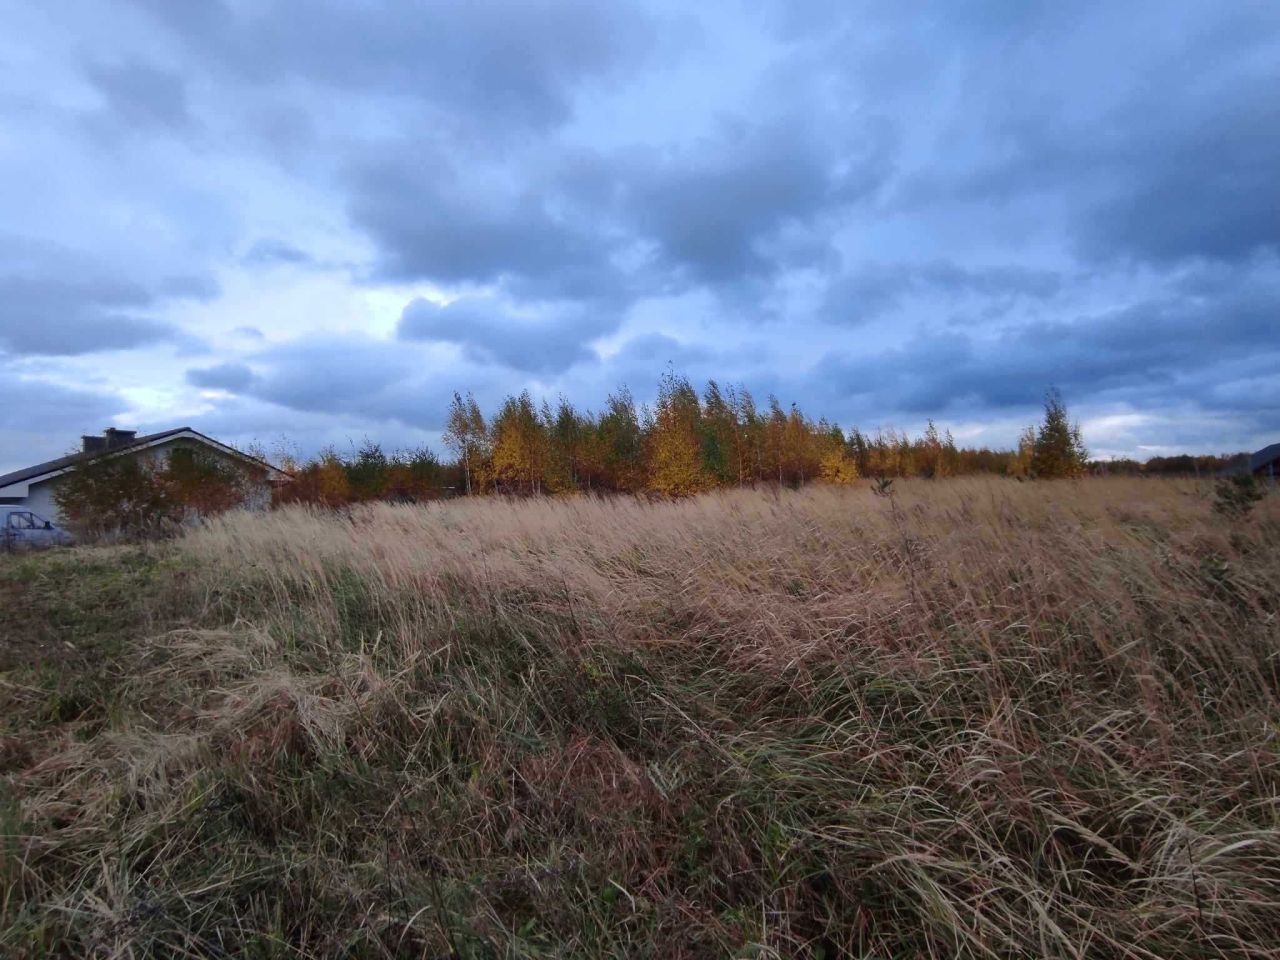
[8,512,35,529]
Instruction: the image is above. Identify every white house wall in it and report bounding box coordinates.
[21,479,62,524]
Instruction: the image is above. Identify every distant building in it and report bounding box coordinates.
[0,427,291,523]
[1221,442,1280,483]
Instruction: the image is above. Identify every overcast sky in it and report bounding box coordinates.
[2,0,1278,472]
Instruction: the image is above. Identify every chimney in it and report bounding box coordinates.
[103,428,138,449]
[82,434,107,454]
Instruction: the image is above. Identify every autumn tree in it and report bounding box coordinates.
[816,422,859,484]
[942,427,959,477]
[1030,390,1088,479]
[384,446,445,501]
[443,391,487,495]
[730,385,763,485]
[647,372,709,496]
[782,403,817,485]
[314,450,351,505]
[845,428,871,477]
[1009,425,1036,477]
[596,387,645,493]
[544,396,585,493]
[490,391,547,494]
[762,396,788,485]
[699,380,738,486]
[919,420,946,479]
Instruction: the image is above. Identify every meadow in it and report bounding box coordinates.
[2,477,1278,958]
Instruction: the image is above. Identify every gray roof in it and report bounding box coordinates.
[1248,442,1280,472]
[0,428,289,490]
[1222,442,1280,476]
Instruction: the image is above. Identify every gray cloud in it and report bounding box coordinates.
[3,1,1279,458]
[1074,86,1280,265]
[816,273,1280,417]
[216,336,487,432]
[891,5,1280,270]
[825,261,1063,324]
[127,0,661,131]
[241,240,316,267]
[397,297,611,374]
[620,118,890,286]
[0,369,121,433]
[347,151,613,298]
[0,240,214,356]
[186,362,256,392]
[86,62,190,131]
[0,365,124,472]
[0,275,182,356]
[348,111,892,303]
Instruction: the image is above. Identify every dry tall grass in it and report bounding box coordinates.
[2,478,1278,957]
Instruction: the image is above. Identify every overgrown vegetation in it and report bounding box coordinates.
[3,478,1278,957]
[1215,473,1267,518]
[53,445,266,539]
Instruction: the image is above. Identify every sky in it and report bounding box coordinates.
[1,0,1278,473]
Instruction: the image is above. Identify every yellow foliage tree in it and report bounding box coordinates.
[316,452,350,506]
[647,372,710,496]
[815,424,859,484]
[490,391,547,494]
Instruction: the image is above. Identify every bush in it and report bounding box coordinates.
[1214,473,1266,518]
[54,446,263,540]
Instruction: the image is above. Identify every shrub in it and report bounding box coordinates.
[1214,473,1266,518]
[54,445,262,539]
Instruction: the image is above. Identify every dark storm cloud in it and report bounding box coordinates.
[126,0,661,130]
[223,336,480,431]
[943,79,1280,269]
[85,62,190,131]
[1074,86,1280,265]
[0,275,182,356]
[620,118,891,286]
[824,261,1063,324]
[187,362,257,392]
[397,298,608,374]
[347,151,613,297]
[892,4,1280,269]
[817,275,1280,415]
[349,112,891,300]
[0,241,212,356]
[5,1,1280,458]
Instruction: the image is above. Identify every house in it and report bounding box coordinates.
[0,427,291,524]
[1221,442,1280,483]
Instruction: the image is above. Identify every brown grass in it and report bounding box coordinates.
[2,477,1278,957]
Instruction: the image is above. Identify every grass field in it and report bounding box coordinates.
[2,478,1278,958]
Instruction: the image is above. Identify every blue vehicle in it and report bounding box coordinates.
[1,508,73,550]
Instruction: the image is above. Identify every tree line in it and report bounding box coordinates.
[276,376,1091,506]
